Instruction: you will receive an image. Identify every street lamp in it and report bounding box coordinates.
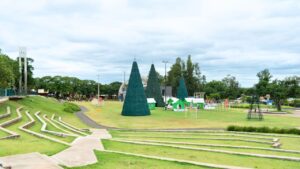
[162,60,168,110]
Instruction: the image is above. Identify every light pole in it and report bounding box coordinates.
[97,74,100,101]
[162,61,168,110]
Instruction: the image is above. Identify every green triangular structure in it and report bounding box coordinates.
[145,64,165,107]
[177,77,188,100]
[121,61,150,116]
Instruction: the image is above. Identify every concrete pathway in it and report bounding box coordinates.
[51,129,111,167]
[75,106,114,129]
[0,152,62,169]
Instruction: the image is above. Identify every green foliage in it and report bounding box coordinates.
[145,64,165,107]
[177,77,188,100]
[34,76,121,100]
[227,125,300,135]
[122,61,150,116]
[167,56,205,96]
[255,69,272,96]
[268,80,288,111]
[63,102,81,113]
[0,54,19,88]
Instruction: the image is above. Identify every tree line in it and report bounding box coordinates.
[0,49,299,108]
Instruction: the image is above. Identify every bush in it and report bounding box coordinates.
[63,102,81,113]
[227,125,300,135]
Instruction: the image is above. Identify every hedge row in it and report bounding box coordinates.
[227,125,300,135]
[63,102,81,113]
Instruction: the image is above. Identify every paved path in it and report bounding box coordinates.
[51,129,112,167]
[0,129,112,168]
[75,106,114,129]
[0,152,62,169]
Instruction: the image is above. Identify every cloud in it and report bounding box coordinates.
[0,0,299,87]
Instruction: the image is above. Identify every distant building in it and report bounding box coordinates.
[160,86,172,97]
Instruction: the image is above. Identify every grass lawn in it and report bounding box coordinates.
[66,151,209,169]
[77,101,300,129]
[0,96,89,156]
[103,139,300,169]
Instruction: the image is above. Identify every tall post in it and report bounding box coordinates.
[19,50,22,95]
[23,48,27,95]
[97,74,100,101]
[162,61,168,110]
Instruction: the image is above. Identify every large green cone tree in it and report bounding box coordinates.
[121,61,150,116]
[145,64,165,107]
[177,76,188,100]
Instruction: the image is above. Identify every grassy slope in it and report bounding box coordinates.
[103,140,300,169]
[67,151,208,169]
[0,96,88,156]
[77,101,300,129]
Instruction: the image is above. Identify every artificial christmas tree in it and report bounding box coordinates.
[145,64,165,107]
[177,77,188,100]
[121,61,150,116]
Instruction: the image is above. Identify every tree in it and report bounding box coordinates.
[268,80,288,111]
[204,80,226,99]
[145,64,165,107]
[177,77,188,100]
[167,57,184,96]
[121,61,150,116]
[283,76,300,98]
[0,54,19,88]
[222,75,240,99]
[256,69,272,96]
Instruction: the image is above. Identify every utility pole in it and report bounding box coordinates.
[18,51,22,95]
[162,60,168,110]
[24,48,27,95]
[97,74,100,100]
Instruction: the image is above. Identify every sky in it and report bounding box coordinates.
[0,0,299,87]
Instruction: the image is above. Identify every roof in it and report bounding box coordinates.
[185,98,205,103]
[147,98,156,103]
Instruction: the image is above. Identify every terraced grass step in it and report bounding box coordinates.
[104,150,252,169]
[50,115,88,136]
[19,111,70,146]
[43,115,79,137]
[0,107,11,119]
[0,107,22,139]
[35,112,78,138]
[109,139,300,162]
[103,140,300,169]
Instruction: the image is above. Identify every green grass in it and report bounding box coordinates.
[66,151,209,169]
[77,101,300,129]
[103,139,300,169]
[0,96,89,156]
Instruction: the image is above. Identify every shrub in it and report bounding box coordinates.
[63,102,81,113]
[227,125,300,135]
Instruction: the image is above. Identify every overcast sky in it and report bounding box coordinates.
[0,0,299,87]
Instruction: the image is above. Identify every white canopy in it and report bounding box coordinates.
[147,98,156,103]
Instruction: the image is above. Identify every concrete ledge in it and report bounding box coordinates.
[58,116,89,133]
[43,115,79,137]
[116,135,273,145]
[51,115,87,136]
[0,107,11,119]
[0,107,23,127]
[19,111,70,146]
[118,131,274,141]
[104,150,252,169]
[116,138,300,154]
[34,112,77,138]
[109,139,300,162]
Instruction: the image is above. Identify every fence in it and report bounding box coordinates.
[0,89,17,97]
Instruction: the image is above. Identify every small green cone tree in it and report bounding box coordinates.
[121,61,150,116]
[177,77,188,100]
[145,64,165,107]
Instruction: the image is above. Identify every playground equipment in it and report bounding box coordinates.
[247,95,263,120]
